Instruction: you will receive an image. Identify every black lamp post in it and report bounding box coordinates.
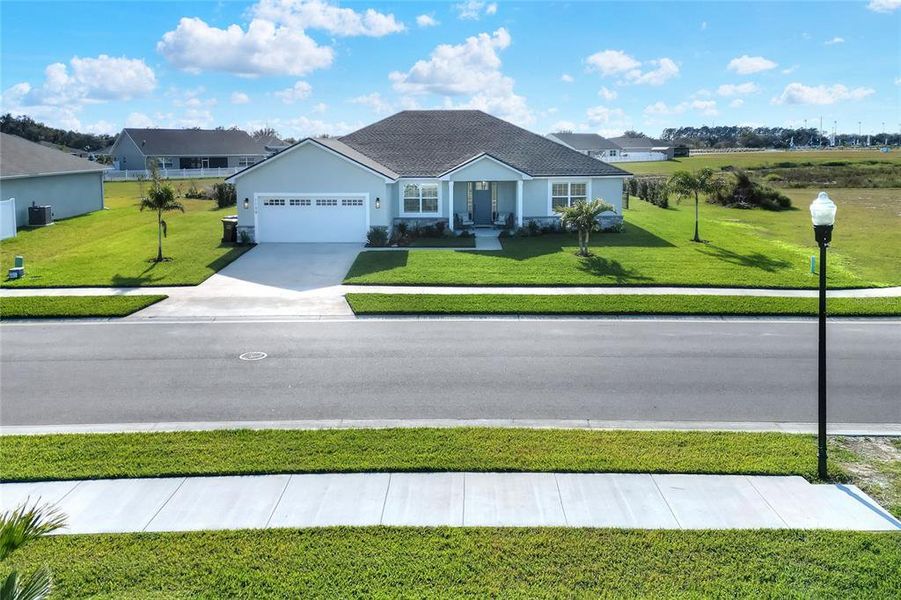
[810,191,837,480]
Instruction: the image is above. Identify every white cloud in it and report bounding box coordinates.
[231,91,250,104]
[551,120,577,132]
[312,102,328,113]
[586,105,627,125]
[867,0,900,13]
[727,54,777,75]
[274,80,313,103]
[389,28,532,125]
[158,17,333,76]
[716,82,758,96]
[350,91,393,115]
[586,50,678,86]
[643,99,718,116]
[772,83,875,105]
[585,50,640,76]
[824,36,845,45]
[246,115,361,138]
[416,14,439,27]
[781,65,798,74]
[125,112,155,128]
[83,120,118,135]
[455,1,497,20]
[251,0,405,37]
[691,100,719,115]
[700,21,708,30]
[560,73,574,83]
[730,98,744,108]
[598,86,617,101]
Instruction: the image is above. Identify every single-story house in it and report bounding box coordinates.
[110,128,269,171]
[0,132,107,232]
[608,136,675,161]
[545,132,623,161]
[227,110,632,243]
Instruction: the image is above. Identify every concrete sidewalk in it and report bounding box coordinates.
[2,473,898,534]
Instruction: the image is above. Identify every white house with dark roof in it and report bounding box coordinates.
[0,133,107,232]
[546,132,623,161]
[228,110,631,243]
[110,128,269,171]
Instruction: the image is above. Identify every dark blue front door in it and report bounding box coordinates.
[473,186,492,225]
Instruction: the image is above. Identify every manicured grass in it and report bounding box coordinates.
[408,235,476,247]
[346,293,901,316]
[0,428,845,482]
[624,149,900,177]
[1,179,250,288]
[0,295,166,319]
[345,189,901,288]
[3,528,898,598]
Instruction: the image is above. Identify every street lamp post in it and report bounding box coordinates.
[810,192,837,480]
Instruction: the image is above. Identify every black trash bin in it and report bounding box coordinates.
[221,216,238,243]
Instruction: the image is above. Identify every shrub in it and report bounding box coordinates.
[366,226,389,247]
[710,170,792,211]
[527,220,541,236]
[434,220,446,236]
[211,183,236,208]
[183,181,209,199]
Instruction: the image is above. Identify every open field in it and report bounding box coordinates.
[1,179,249,288]
[346,293,901,316]
[624,149,900,176]
[346,189,900,288]
[0,295,166,319]
[3,528,897,599]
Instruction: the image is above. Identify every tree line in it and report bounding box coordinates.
[0,113,116,152]
[660,125,900,149]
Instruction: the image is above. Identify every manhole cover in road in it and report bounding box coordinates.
[239,351,268,361]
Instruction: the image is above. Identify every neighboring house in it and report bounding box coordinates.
[0,132,107,231]
[110,128,269,171]
[608,136,675,161]
[228,110,631,243]
[546,132,623,161]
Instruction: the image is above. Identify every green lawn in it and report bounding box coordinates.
[624,149,900,177]
[0,428,845,482]
[1,179,250,288]
[3,529,898,599]
[346,293,901,316]
[408,235,476,248]
[345,189,901,288]
[0,295,166,319]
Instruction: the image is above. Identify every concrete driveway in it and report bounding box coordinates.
[137,243,362,318]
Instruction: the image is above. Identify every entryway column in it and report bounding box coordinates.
[447,181,454,232]
[516,180,523,228]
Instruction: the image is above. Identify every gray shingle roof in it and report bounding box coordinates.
[0,133,108,178]
[547,133,622,152]
[314,137,399,179]
[339,110,630,177]
[608,136,670,150]
[120,128,267,156]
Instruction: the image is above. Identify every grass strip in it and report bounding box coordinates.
[408,236,476,248]
[3,528,899,598]
[346,293,901,316]
[0,295,166,319]
[0,428,844,482]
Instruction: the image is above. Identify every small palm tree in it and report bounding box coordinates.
[1,501,67,600]
[555,197,614,257]
[668,168,723,243]
[140,183,184,262]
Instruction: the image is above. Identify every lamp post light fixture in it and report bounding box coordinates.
[810,191,837,480]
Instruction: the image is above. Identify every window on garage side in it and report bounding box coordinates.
[403,183,439,214]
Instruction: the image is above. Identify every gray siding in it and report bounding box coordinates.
[233,142,391,235]
[1,171,104,227]
[522,177,625,218]
[111,133,147,170]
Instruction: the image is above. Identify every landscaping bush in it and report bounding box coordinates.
[634,177,669,208]
[710,170,792,211]
[527,220,541,236]
[211,183,236,208]
[434,220,446,236]
[390,222,410,246]
[366,226,389,247]
[183,182,209,200]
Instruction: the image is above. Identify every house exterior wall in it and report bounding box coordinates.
[446,158,524,182]
[233,142,391,239]
[111,133,146,170]
[1,171,104,227]
[522,177,624,218]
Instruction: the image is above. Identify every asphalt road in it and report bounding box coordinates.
[1,319,899,426]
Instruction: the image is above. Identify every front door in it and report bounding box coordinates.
[473,182,492,225]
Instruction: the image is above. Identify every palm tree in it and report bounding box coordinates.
[668,168,723,243]
[555,197,614,257]
[140,182,184,262]
[1,501,67,600]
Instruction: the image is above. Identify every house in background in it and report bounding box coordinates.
[109,128,269,171]
[0,132,107,232]
[228,110,631,243]
[608,136,675,161]
[546,132,623,161]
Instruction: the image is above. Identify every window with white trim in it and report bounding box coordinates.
[156,157,174,169]
[403,183,439,214]
[263,198,286,206]
[238,157,257,167]
[551,182,587,209]
[341,198,364,207]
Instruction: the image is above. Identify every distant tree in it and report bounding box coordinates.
[252,127,279,140]
[555,198,614,257]
[668,168,723,243]
[140,161,184,262]
[622,130,649,138]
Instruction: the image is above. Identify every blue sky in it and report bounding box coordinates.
[1,1,898,139]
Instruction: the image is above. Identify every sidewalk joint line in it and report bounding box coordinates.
[745,475,789,528]
[650,475,683,530]
[553,473,568,526]
[379,473,392,525]
[142,477,187,532]
[266,475,292,528]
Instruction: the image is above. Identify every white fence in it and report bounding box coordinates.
[104,167,242,181]
[0,198,16,240]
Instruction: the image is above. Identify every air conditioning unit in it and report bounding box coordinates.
[28,204,53,226]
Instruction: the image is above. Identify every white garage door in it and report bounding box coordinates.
[256,194,368,243]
